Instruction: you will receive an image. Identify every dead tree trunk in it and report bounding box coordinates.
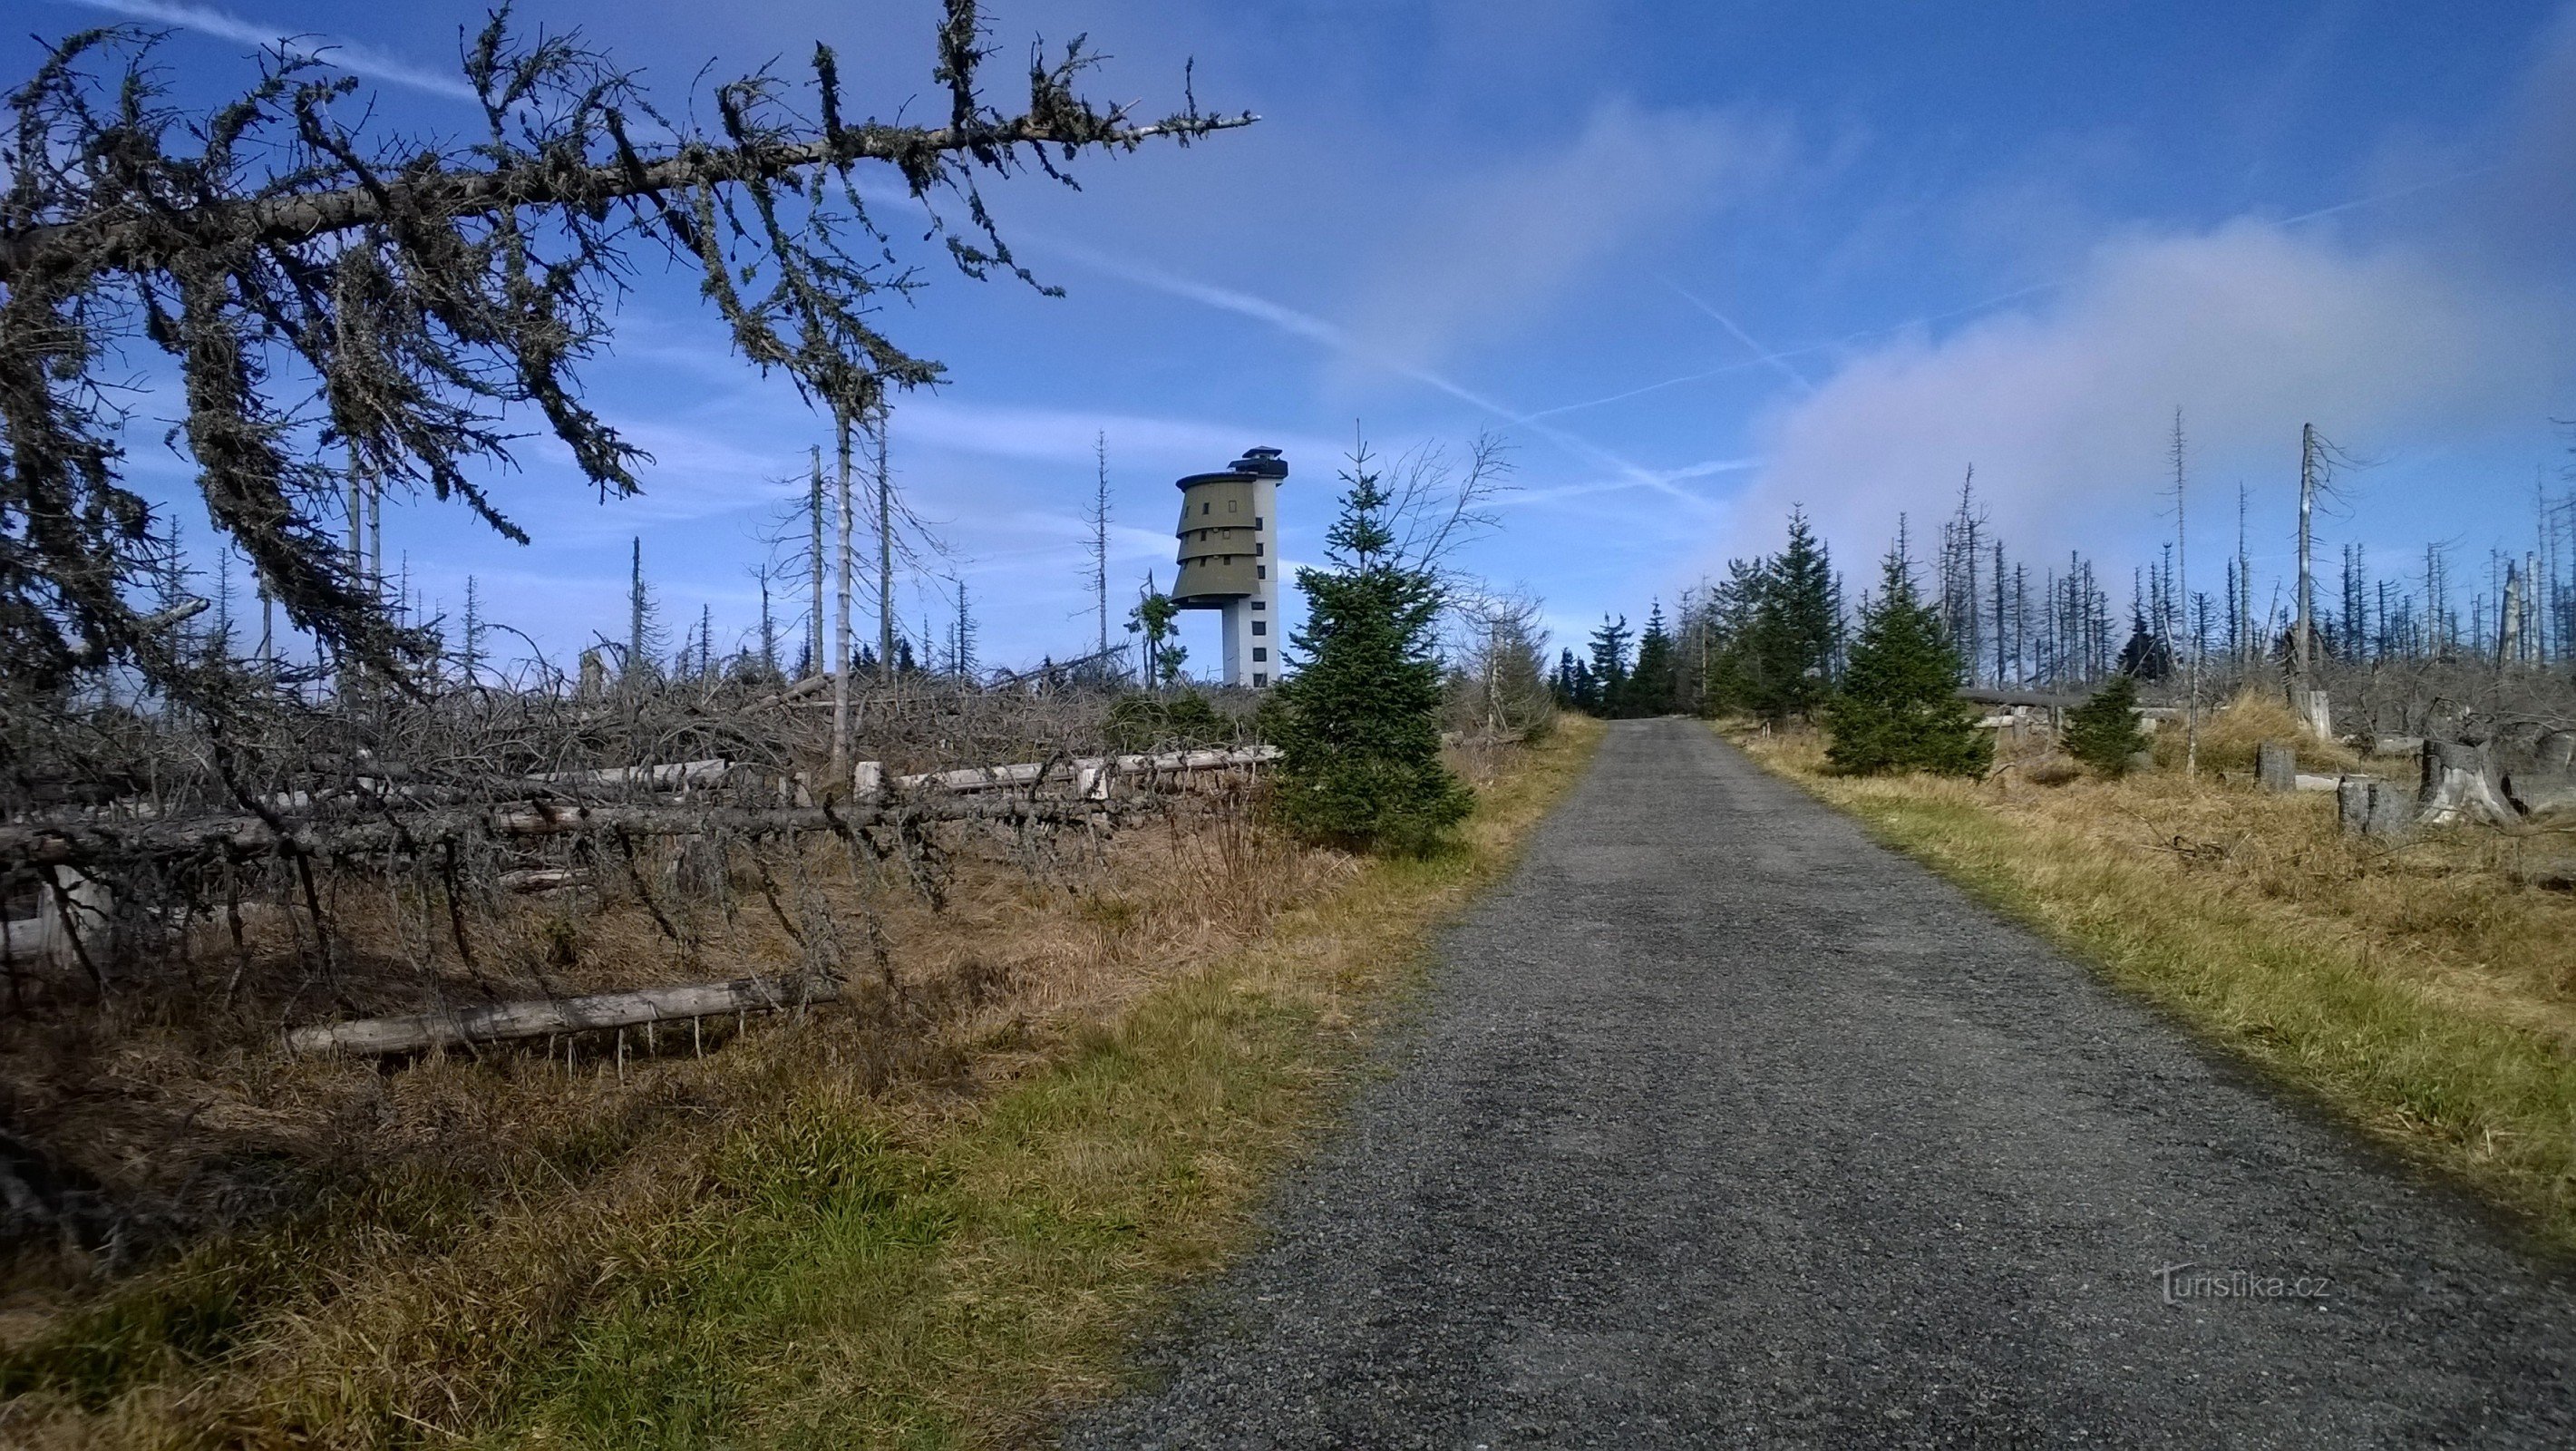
[287,973,837,1056]
[2417,738,2515,827]
[831,411,857,782]
[2256,741,2297,793]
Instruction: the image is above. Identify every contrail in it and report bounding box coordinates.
[1522,357,1784,420]
[59,0,478,100]
[2274,162,2501,227]
[1528,279,2066,422]
[1054,244,1728,514]
[1665,279,1816,394]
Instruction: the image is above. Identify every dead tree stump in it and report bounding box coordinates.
[2256,742,2297,793]
[2418,739,2515,828]
[2338,776,2413,841]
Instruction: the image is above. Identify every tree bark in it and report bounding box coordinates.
[2256,741,2296,793]
[0,115,1252,285]
[831,410,857,780]
[287,973,837,1056]
[2417,739,2516,827]
[0,796,1122,870]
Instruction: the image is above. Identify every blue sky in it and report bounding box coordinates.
[26,0,2576,670]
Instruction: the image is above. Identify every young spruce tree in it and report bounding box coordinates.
[1627,602,1677,716]
[1269,451,1473,853]
[2064,673,2153,776]
[1745,509,1841,723]
[1825,547,1991,776]
[1586,614,1633,717]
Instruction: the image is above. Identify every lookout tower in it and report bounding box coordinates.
[1171,447,1288,687]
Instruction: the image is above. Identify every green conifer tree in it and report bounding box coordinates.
[1586,614,1632,717]
[1701,556,1764,715]
[2064,672,2152,776]
[1269,449,1473,853]
[1745,509,1840,723]
[1627,602,1677,716]
[1825,547,1991,776]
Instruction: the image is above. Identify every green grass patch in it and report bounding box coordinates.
[481,721,1604,1448]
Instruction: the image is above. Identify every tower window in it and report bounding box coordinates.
[1250,599,1264,609]
[1253,516,1263,529]
[1201,502,1210,515]
[1251,620,1266,636]
[1257,565,1267,579]
[1229,499,1239,513]
[1252,648,1267,662]
[1254,543,1264,556]
[1253,672,1268,687]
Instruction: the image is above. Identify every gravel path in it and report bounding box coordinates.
[1063,718,2576,1448]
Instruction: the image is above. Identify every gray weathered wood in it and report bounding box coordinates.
[2256,742,2297,793]
[2338,777,2415,840]
[286,973,838,1056]
[0,795,1119,871]
[2417,739,2515,828]
[2505,774,2576,822]
[2365,779,2415,839]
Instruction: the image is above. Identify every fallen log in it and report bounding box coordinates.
[497,867,590,894]
[0,795,1130,871]
[287,973,838,1056]
[531,759,733,791]
[886,744,1279,796]
[747,673,831,709]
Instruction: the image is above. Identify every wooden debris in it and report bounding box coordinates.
[2256,742,2297,793]
[286,973,837,1056]
[2417,739,2516,828]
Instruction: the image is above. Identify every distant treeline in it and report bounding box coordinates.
[1568,458,2576,722]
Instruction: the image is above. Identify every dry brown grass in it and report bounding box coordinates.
[0,724,1604,1448]
[2167,686,2362,775]
[1735,722,2576,1251]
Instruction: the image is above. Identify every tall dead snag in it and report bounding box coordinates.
[2289,423,2362,735]
[809,446,827,677]
[832,410,858,780]
[0,2,1253,703]
[874,404,898,681]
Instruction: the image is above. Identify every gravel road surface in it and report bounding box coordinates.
[1063,717,2576,1448]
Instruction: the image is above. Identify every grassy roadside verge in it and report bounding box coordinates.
[1726,724,2576,1257]
[481,716,1602,1447]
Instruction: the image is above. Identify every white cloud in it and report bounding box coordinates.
[1343,99,1793,375]
[1720,218,2567,571]
[1716,6,2576,574]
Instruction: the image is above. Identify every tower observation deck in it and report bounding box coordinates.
[1171,447,1287,687]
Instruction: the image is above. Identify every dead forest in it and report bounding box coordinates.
[0,0,1324,1389]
